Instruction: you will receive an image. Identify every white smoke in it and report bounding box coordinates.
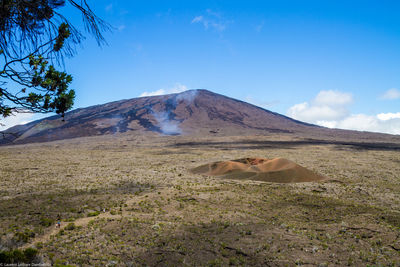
[176,90,198,103]
[150,90,199,135]
[152,110,181,135]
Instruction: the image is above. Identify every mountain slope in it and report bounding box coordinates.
[1,89,398,144]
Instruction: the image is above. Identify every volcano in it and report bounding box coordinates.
[1,89,398,144]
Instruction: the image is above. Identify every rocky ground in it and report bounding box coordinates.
[1,133,400,266]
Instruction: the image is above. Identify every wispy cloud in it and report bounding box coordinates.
[105,4,113,12]
[191,9,231,32]
[205,9,221,18]
[139,83,188,97]
[191,16,203,24]
[117,25,126,32]
[380,88,400,100]
[255,20,265,32]
[287,90,400,135]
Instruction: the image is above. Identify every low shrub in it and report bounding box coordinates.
[0,247,38,264]
[87,211,100,217]
[65,222,76,231]
[40,217,54,227]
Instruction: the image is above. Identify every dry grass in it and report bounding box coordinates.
[1,133,400,266]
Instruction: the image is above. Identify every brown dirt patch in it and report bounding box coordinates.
[191,157,327,183]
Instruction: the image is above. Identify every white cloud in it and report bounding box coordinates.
[140,89,166,97]
[377,112,400,121]
[191,16,203,24]
[336,114,379,132]
[313,90,353,106]
[191,9,230,32]
[287,90,352,122]
[316,120,338,128]
[380,88,400,100]
[288,102,348,122]
[139,83,188,97]
[336,114,400,135]
[287,90,400,135]
[0,112,35,131]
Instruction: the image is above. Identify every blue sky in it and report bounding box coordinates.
[2,0,400,134]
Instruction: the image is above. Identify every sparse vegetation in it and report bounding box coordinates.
[0,133,399,265]
[0,247,38,264]
[87,211,101,217]
[64,223,76,231]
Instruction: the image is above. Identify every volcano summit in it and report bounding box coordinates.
[1,89,398,144]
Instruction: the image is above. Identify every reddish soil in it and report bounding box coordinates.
[191,157,327,183]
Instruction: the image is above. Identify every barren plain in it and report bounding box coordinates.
[1,133,400,266]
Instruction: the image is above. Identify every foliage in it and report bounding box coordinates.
[0,247,38,264]
[87,210,100,217]
[0,0,109,128]
[40,216,55,227]
[65,222,76,230]
[14,228,35,243]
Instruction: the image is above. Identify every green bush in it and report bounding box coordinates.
[12,249,25,263]
[0,251,9,263]
[54,263,75,267]
[35,242,44,249]
[24,248,38,263]
[65,222,76,231]
[14,229,35,243]
[0,248,38,264]
[40,217,54,227]
[87,211,100,217]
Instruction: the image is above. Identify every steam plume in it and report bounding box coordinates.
[152,110,181,135]
[151,90,199,135]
